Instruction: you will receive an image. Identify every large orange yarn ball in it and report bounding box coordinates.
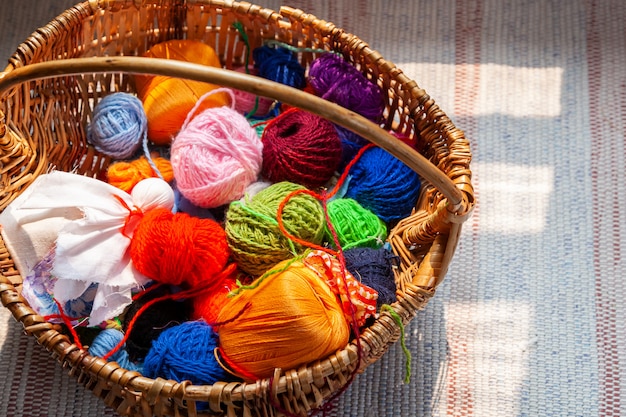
[129,207,231,291]
[215,259,350,381]
[135,40,230,145]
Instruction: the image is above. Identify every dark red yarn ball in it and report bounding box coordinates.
[261,108,342,189]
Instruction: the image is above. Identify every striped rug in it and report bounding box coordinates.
[1,0,625,416]
[280,1,626,416]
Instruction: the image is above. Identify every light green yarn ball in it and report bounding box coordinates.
[225,181,325,277]
[325,198,387,250]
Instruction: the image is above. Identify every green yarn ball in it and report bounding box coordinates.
[325,198,387,250]
[225,181,325,277]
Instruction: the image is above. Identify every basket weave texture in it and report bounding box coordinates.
[0,1,474,416]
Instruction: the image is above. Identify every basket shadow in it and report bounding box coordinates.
[0,308,118,416]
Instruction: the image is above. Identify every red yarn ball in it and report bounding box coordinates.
[191,276,238,324]
[261,108,342,189]
[130,207,231,290]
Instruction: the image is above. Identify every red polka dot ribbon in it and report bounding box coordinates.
[303,250,378,328]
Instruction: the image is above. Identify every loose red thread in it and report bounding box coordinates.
[51,298,85,351]
[102,263,238,360]
[112,194,143,238]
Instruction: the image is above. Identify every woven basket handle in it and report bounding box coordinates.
[0,56,467,211]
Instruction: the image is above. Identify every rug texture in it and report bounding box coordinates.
[1,0,625,416]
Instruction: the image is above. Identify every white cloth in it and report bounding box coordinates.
[0,172,175,324]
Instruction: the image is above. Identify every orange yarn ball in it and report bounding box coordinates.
[216,259,350,381]
[107,155,174,193]
[135,40,230,145]
[129,207,231,290]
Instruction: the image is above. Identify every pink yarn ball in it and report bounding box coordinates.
[170,106,263,208]
[231,66,274,117]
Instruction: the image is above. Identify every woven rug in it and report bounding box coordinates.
[1,0,625,416]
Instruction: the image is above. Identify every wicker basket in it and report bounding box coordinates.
[0,1,474,416]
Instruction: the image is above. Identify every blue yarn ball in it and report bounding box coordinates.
[252,45,306,89]
[88,328,143,373]
[87,92,147,160]
[143,321,233,386]
[343,247,399,308]
[345,146,421,223]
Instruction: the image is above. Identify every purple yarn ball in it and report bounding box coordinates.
[308,53,386,122]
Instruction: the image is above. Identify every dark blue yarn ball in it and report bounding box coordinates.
[345,146,421,224]
[143,321,233,386]
[343,247,399,307]
[252,45,306,89]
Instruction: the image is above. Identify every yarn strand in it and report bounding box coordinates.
[268,143,388,411]
[232,22,251,70]
[213,347,258,381]
[327,143,376,200]
[321,194,364,366]
[131,282,165,301]
[276,188,337,256]
[112,194,144,238]
[273,142,377,252]
[142,134,163,180]
[232,21,266,119]
[227,254,303,297]
[273,186,366,392]
[52,298,85,351]
[217,347,261,382]
[181,88,236,130]
[381,304,412,383]
[263,39,338,56]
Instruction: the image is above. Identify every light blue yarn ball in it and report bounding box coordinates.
[87,92,147,159]
[88,328,143,373]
